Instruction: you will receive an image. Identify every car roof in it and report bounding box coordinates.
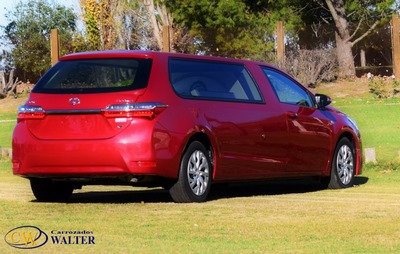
[59,50,276,68]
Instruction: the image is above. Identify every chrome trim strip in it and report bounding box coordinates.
[45,109,102,115]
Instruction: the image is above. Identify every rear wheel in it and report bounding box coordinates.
[327,138,355,189]
[169,141,212,203]
[30,179,73,202]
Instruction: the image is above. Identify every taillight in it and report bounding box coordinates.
[102,103,168,119]
[17,105,45,122]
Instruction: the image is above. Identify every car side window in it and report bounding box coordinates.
[169,58,263,103]
[262,68,313,107]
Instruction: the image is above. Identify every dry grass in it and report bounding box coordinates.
[312,78,371,99]
[0,95,27,114]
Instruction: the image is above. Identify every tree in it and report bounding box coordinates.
[301,0,395,78]
[353,23,392,66]
[146,0,172,50]
[119,0,171,51]
[120,0,159,50]
[1,0,77,82]
[0,67,19,98]
[81,0,101,50]
[80,0,162,51]
[167,0,302,60]
[80,0,123,50]
[135,0,193,52]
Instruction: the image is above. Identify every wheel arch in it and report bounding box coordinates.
[337,131,355,147]
[329,129,362,176]
[181,131,218,180]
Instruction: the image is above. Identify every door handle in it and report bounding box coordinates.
[286,111,298,119]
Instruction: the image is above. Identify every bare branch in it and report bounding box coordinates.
[349,19,363,41]
[311,23,322,37]
[6,68,14,88]
[7,79,19,97]
[321,16,330,24]
[351,20,379,46]
[283,49,337,85]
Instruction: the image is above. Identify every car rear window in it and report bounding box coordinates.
[33,58,152,94]
[169,58,263,103]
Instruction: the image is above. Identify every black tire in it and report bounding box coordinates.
[327,138,356,189]
[169,141,212,203]
[30,179,73,202]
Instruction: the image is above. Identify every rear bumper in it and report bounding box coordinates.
[12,124,180,179]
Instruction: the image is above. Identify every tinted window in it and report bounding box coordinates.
[262,68,313,107]
[169,59,263,103]
[33,59,152,94]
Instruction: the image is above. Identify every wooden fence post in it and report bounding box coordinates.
[162,25,171,52]
[50,29,59,66]
[277,21,285,63]
[392,15,400,79]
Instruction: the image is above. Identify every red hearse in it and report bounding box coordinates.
[12,51,362,202]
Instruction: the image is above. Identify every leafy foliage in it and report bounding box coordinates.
[81,0,101,50]
[81,0,122,50]
[368,76,400,98]
[80,0,165,51]
[167,0,301,60]
[1,0,77,81]
[297,0,396,77]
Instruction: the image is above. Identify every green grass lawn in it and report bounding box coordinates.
[0,161,399,253]
[0,96,21,150]
[332,98,400,163]
[0,120,16,151]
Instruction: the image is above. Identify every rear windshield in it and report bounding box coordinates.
[33,58,152,94]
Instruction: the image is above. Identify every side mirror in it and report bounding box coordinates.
[315,94,332,108]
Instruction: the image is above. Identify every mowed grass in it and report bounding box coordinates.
[315,79,400,163]
[0,161,400,253]
[335,98,400,163]
[0,96,22,150]
[0,121,16,151]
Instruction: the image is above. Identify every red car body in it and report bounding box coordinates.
[12,51,362,202]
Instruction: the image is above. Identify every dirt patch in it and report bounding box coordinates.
[311,78,370,99]
[0,95,28,114]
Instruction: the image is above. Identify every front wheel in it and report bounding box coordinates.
[169,141,212,203]
[30,179,73,202]
[327,138,356,189]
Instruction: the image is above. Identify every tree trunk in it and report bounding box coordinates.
[360,49,366,67]
[147,0,162,50]
[326,0,356,78]
[335,32,356,78]
[146,0,173,51]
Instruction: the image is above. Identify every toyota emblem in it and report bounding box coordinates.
[69,97,81,106]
